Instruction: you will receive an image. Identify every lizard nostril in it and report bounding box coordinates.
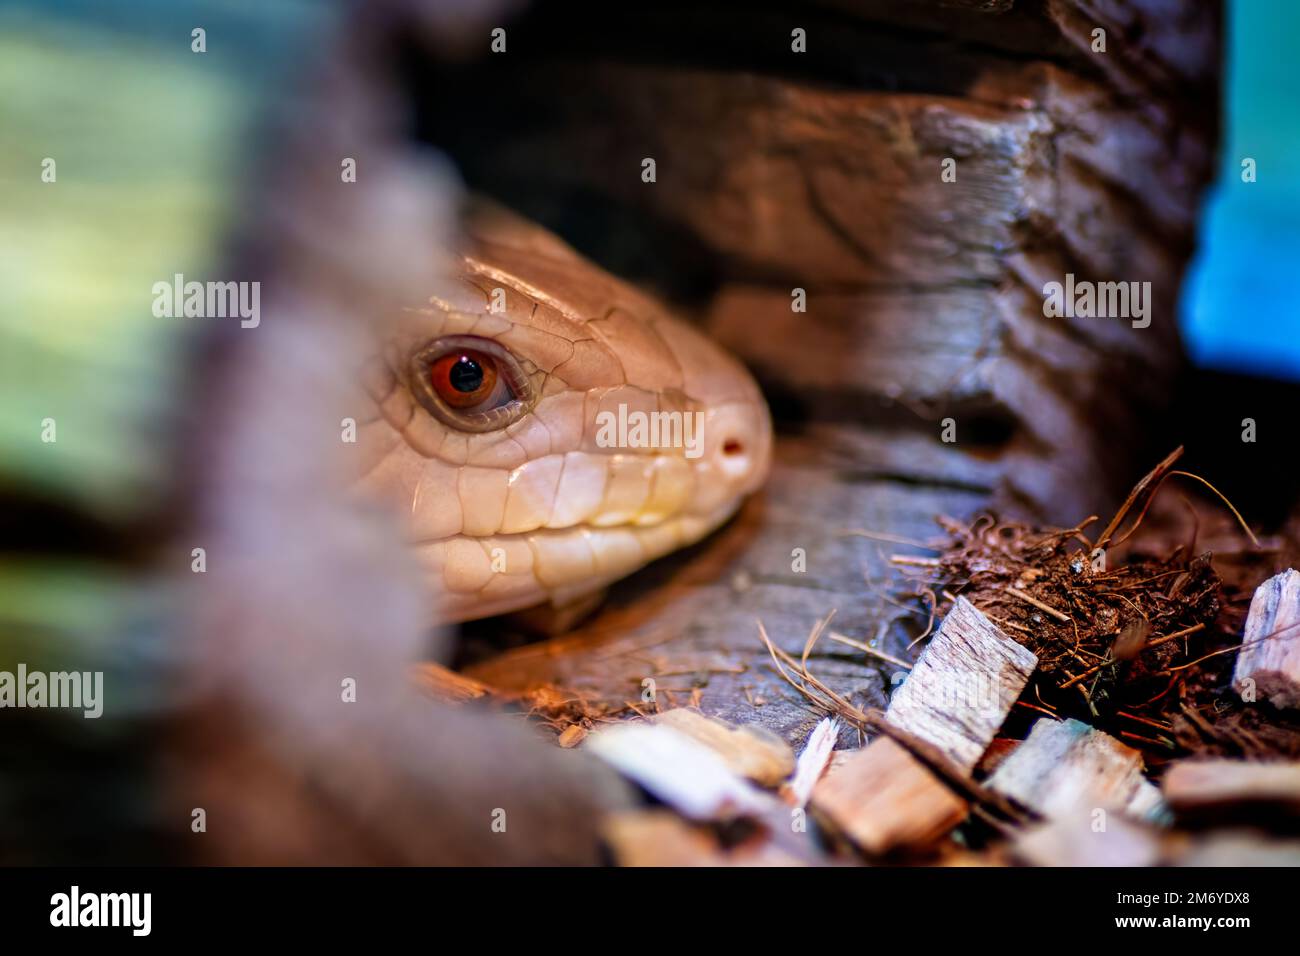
[717,432,753,483]
[706,402,771,492]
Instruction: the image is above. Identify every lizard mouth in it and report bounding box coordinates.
[414,496,746,623]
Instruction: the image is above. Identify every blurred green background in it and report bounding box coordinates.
[0,0,331,741]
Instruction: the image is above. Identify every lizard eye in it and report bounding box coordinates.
[410,335,535,432]
[430,349,498,408]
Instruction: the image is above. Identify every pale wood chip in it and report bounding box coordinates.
[1233,568,1300,708]
[787,717,838,808]
[654,707,795,787]
[988,718,1167,823]
[886,596,1037,771]
[587,721,778,821]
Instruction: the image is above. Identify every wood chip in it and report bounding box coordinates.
[787,717,838,808]
[602,810,721,866]
[808,600,1035,855]
[1176,832,1300,867]
[987,718,1167,823]
[556,724,588,749]
[886,596,1038,771]
[1112,618,1152,661]
[602,810,806,867]
[1163,758,1300,823]
[410,662,491,704]
[1012,815,1162,867]
[654,708,795,787]
[724,841,807,867]
[1233,568,1300,708]
[586,722,777,821]
[975,737,1020,777]
[811,736,968,856]
[820,749,858,781]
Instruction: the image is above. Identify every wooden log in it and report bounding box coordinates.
[448,64,1053,287]
[1233,568,1300,708]
[821,0,1220,99]
[443,0,1217,746]
[1163,758,1300,826]
[706,285,1004,407]
[1041,0,1220,102]
[885,596,1037,771]
[987,718,1166,822]
[653,708,795,787]
[810,736,968,856]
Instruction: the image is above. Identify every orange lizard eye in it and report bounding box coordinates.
[429,349,498,409]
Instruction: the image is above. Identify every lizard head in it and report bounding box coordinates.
[356,205,772,623]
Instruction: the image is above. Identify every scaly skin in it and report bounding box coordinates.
[357,204,772,622]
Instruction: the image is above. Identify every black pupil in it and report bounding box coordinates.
[449,355,484,393]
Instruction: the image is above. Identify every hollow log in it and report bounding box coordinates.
[438,0,1222,744]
